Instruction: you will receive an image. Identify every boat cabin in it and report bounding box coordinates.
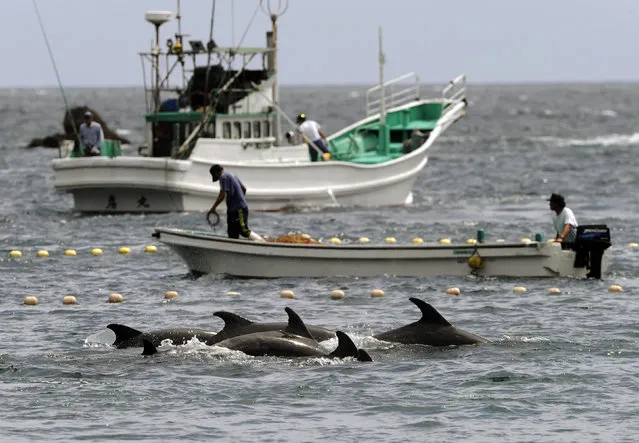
[143,62,277,157]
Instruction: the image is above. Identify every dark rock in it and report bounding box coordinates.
[24,105,130,148]
[26,138,43,148]
[26,133,68,148]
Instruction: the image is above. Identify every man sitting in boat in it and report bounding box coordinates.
[296,113,331,162]
[79,111,104,156]
[548,193,578,243]
[208,164,265,242]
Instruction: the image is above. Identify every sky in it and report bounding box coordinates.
[3,0,639,87]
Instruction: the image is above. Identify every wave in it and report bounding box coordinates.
[439,132,639,148]
[533,132,639,148]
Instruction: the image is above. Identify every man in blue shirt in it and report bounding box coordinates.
[208,164,264,241]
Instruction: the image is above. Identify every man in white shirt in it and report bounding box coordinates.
[79,111,104,156]
[548,193,578,243]
[296,113,331,162]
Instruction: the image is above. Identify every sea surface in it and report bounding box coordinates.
[1,84,639,442]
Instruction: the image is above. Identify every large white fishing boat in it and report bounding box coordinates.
[51,0,467,213]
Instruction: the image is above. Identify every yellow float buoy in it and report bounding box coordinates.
[328,237,341,244]
[108,293,123,303]
[91,248,103,256]
[439,238,451,245]
[226,291,240,296]
[9,250,22,258]
[385,237,397,244]
[23,296,38,306]
[371,289,385,297]
[37,250,49,257]
[64,249,77,256]
[445,287,461,296]
[495,239,505,243]
[62,295,77,305]
[513,286,527,293]
[608,284,623,293]
[468,255,483,269]
[412,237,424,244]
[466,238,477,245]
[628,242,638,248]
[145,245,158,253]
[301,234,312,240]
[119,246,131,255]
[330,289,345,300]
[359,237,370,243]
[521,238,532,244]
[280,290,295,299]
[164,290,179,300]
[547,287,561,294]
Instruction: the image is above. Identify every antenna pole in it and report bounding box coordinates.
[379,26,386,126]
[378,26,388,155]
[261,0,288,145]
[154,23,162,113]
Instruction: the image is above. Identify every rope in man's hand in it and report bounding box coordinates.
[207,211,220,229]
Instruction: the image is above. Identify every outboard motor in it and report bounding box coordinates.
[571,225,611,279]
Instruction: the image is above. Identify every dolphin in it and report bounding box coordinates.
[373,297,488,346]
[108,311,336,349]
[212,310,336,343]
[142,307,372,362]
[107,324,220,348]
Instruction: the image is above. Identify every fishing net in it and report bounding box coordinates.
[266,233,321,244]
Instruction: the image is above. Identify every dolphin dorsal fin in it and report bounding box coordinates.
[214,311,254,332]
[141,339,158,356]
[284,307,314,340]
[329,331,360,359]
[107,324,143,347]
[409,298,452,326]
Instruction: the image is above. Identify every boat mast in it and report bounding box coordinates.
[379,26,386,126]
[261,0,288,145]
[144,11,172,113]
[378,26,388,155]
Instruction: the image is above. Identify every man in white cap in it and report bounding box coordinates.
[295,113,330,162]
[79,111,104,156]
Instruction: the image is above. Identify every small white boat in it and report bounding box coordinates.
[151,226,612,279]
[51,2,467,213]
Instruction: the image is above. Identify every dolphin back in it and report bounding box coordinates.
[329,331,372,362]
[373,298,487,346]
[213,311,254,332]
[107,324,144,348]
[284,307,315,340]
[141,339,158,356]
[409,297,452,326]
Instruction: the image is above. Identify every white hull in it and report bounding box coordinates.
[52,99,463,213]
[152,228,612,279]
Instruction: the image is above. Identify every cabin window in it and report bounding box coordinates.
[262,121,271,137]
[202,122,215,138]
[222,122,231,139]
[232,122,241,139]
[243,121,251,139]
[253,121,261,138]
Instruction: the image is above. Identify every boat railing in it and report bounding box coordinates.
[365,72,420,116]
[441,73,466,117]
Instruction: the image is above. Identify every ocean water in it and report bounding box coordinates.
[1,84,639,442]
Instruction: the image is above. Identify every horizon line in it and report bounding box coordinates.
[3,79,639,89]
